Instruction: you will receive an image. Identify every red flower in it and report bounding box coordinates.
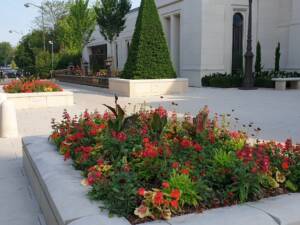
[117,132,127,142]
[181,169,189,175]
[138,188,145,196]
[89,129,98,136]
[162,182,170,189]
[172,162,180,169]
[170,189,181,200]
[170,200,179,209]
[194,143,203,152]
[181,139,192,149]
[282,160,289,170]
[153,191,164,205]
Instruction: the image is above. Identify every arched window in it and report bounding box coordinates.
[232,13,244,74]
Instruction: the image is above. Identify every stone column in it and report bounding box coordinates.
[0,100,18,138]
[287,0,300,69]
[170,14,180,75]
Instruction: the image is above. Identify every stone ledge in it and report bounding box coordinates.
[5,91,74,109]
[109,78,188,97]
[23,136,300,225]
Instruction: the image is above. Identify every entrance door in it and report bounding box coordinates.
[232,13,244,74]
[90,44,107,73]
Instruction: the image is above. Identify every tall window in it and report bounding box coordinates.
[232,13,244,74]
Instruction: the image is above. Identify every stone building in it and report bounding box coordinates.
[83,0,300,87]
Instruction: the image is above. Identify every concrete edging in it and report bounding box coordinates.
[23,136,300,225]
[109,78,188,97]
[5,91,74,109]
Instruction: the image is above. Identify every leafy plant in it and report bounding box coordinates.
[168,172,201,207]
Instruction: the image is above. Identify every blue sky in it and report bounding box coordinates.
[0,0,141,46]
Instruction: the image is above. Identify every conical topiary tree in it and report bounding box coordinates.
[122,0,176,79]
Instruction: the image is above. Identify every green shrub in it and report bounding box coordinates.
[202,73,243,88]
[122,0,176,79]
[56,51,81,70]
[275,42,281,72]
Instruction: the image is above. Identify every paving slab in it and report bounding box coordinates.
[247,194,300,225]
[0,137,45,225]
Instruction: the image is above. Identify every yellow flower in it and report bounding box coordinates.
[134,205,151,219]
[162,209,172,220]
[276,171,286,184]
[81,178,89,186]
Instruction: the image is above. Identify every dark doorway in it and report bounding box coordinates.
[89,44,107,73]
[232,13,244,74]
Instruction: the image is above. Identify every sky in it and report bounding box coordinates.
[0,0,141,47]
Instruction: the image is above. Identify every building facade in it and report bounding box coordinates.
[83,0,300,87]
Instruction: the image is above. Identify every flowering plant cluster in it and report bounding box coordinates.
[3,79,63,93]
[50,100,300,224]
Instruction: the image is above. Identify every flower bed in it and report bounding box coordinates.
[3,79,63,93]
[50,101,300,224]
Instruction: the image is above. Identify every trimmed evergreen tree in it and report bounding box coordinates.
[122,0,176,79]
[275,42,281,72]
[255,41,262,74]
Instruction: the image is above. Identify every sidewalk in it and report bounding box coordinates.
[0,138,45,225]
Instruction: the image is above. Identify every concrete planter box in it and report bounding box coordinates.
[23,136,300,225]
[4,91,74,109]
[109,78,188,97]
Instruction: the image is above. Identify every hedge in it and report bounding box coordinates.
[122,0,176,79]
[202,71,300,88]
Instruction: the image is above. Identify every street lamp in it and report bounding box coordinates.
[24,2,46,51]
[242,0,256,89]
[49,41,54,77]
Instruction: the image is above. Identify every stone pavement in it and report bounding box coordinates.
[0,138,46,225]
[16,82,300,142]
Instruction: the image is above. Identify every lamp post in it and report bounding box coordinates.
[242,0,256,89]
[24,2,46,51]
[49,41,54,78]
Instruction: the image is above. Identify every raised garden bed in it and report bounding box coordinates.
[4,91,74,109]
[109,78,188,97]
[2,79,73,109]
[46,102,300,224]
[55,74,110,88]
[23,136,300,225]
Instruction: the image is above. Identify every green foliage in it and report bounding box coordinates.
[0,42,13,66]
[35,51,54,78]
[56,51,82,69]
[122,0,176,79]
[94,0,131,43]
[89,171,138,217]
[168,172,201,207]
[255,41,262,74]
[57,0,96,53]
[201,73,243,88]
[275,42,281,72]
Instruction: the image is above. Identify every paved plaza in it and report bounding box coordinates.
[0,83,299,225]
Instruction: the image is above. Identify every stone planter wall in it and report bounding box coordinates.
[23,136,300,225]
[4,91,74,109]
[109,78,188,97]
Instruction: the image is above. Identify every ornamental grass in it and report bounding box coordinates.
[50,98,300,224]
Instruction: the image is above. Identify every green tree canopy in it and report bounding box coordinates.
[122,0,176,79]
[57,0,96,53]
[94,0,131,43]
[0,42,14,66]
